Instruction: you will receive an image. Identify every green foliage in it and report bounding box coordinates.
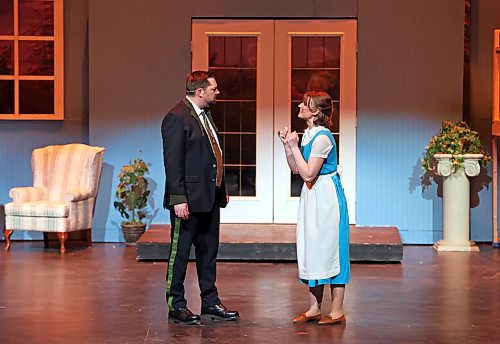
[422,121,491,173]
[113,158,150,224]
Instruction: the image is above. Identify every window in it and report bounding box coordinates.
[209,35,258,196]
[289,35,341,196]
[0,0,63,120]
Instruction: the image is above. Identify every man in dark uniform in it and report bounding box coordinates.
[161,70,239,325]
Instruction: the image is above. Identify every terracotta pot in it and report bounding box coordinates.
[121,222,146,246]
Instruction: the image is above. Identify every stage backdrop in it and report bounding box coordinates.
[88,0,467,244]
[2,0,499,244]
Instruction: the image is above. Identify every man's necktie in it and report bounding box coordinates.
[201,111,223,187]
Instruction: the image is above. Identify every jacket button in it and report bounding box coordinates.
[213,164,216,168]
[211,178,215,182]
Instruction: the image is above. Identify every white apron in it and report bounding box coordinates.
[296,172,340,280]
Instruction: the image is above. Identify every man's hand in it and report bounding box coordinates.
[226,193,230,205]
[174,202,189,220]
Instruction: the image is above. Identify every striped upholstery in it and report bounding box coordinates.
[6,201,68,217]
[5,144,105,233]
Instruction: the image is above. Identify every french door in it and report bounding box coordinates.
[192,20,356,224]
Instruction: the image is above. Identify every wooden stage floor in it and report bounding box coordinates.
[0,243,498,343]
[137,224,403,262]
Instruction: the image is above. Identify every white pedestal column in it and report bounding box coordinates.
[433,154,483,252]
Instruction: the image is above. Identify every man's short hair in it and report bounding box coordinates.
[186,70,215,95]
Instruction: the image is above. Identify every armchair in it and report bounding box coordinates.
[4,144,105,253]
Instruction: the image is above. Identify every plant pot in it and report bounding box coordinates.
[121,222,146,246]
[433,154,483,252]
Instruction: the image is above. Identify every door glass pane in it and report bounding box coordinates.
[0,1,14,35]
[241,134,256,165]
[290,35,341,196]
[209,35,257,196]
[19,40,54,75]
[223,134,240,164]
[19,0,54,36]
[0,41,14,75]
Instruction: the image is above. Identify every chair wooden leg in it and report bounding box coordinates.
[4,229,13,251]
[86,228,92,248]
[57,232,68,254]
[43,232,49,248]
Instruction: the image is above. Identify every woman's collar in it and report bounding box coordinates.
[302,125,325,146]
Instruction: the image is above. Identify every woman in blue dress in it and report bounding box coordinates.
[278,91,350,325]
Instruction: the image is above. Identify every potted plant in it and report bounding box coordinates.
[422,121,491,251]
[114,158,150,245]
[422,120,490,174]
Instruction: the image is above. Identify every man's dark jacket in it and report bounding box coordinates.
[161,98,227,212]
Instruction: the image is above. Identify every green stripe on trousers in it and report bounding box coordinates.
[166,217,181,310]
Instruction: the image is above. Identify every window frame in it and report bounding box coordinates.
[0,0,64,120]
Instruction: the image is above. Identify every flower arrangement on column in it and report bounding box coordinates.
[422,121,491,251]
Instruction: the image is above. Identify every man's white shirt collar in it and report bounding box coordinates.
[186,96,204,116]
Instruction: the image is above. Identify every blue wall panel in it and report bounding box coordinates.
[356,0,464,243]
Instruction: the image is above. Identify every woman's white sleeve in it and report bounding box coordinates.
[310,135,333,158]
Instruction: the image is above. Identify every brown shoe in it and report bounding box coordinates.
[318,314,347,325]
[292,312,322,323]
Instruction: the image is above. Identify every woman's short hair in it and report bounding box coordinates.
[303,91,334,128]
[186,70,215,95]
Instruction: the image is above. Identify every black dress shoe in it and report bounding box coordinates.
[168,307,201,325]
[201,304,239,321]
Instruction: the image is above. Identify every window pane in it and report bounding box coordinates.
[19,40,54,75]
[211,69,256,100]
[224,102,241,132]
[211,102,224,130]
[241,102,256,132]
[0,41,14,75]
[331,101,340,133]
[224,166,240,196]
[241,167,256,196]
[223,134,240,164]
[291,174,303,197]
[241,37,257,68]
[333,134,340,162]
[19,80,54,114]
[0,1,14,35]
[291,101,307,133]
[209,36,225,67]
[241,134,255,165]
[291,69,339,101]
[0,80,14,114]
[292,37,308,68]
[324,36,340,68]
[19,0,54,36]
[307,36,324,68]
[224,37,242,67]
